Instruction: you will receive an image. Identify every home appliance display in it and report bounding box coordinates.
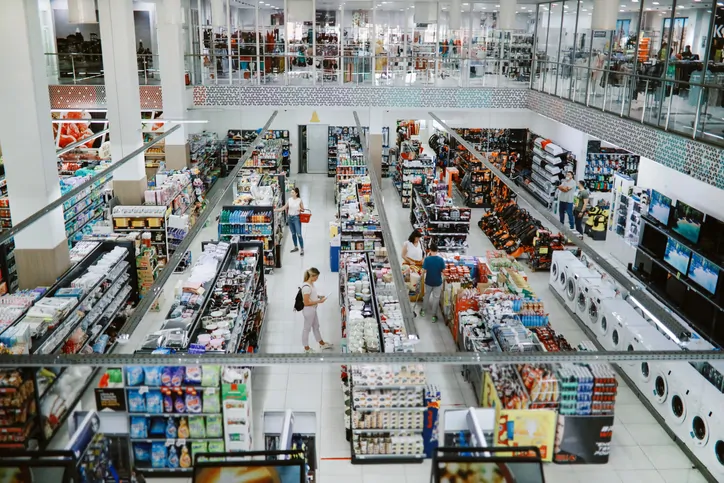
[699,399,724,479]
[663,237,692,275]
[596,299,648,351]
[648,189,672,226]
[564,267,601,314]
[688,252,720,296]
[549,250,575,292]
[584,284,618,333]
[671,200,705,244]
[553,253,585,300]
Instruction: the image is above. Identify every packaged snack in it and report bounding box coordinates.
[126,366,144,386]
[151,442,167,468]
[144,366,163,386]
[206,415,222,437]
[172,367,185,387]
[174,393,186,413]
[130,416,148,438]
[185,366,202,385]
[202,391,220,413]
[186,390,202,413]
[146,390,163,414]
[163,391,173,413]
[188,415,206,438]
[149,417,166,437]
[165,418,177,438]
[167,446,179,468]
[180,446,192,468]
[191,441,207,461]
[133,443,151,462]
[202,366,220,387]
[178,417,190,439]
[127,390,146,413]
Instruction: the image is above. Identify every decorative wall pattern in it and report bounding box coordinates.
[191,85,529,109]
[527,91,724,190]
[48,85,163,110]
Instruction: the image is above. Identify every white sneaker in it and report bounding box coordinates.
[319,342,334,350]
[304,347,315,354]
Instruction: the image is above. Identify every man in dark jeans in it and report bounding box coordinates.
[573,179,590,236]
[557,171,576,230]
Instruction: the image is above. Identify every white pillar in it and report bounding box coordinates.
[98,0,147,205]
[158,0,192,169]
[592,0,617,31]
[499,0,517,30]
[0,0,70,287]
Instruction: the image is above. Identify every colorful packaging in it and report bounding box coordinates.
[165,418,177,438]
[149,417,166,437]
[177,417,190,439]
[167,446,179,468]
[126,366,144,386]
[202,391,220,413]
[188,415,206,438]
[208,440,225,453]
[206,415,222,437]
[127,390,146,413]
[202,366,220,387]
[172,367,185,387]
[146,390,163,414]
[130,416,148,438]
[186,391,202,413]
[185,366,202,385]
[151,442,167,468]
[191,441,207,461]
[180,446,192,468]
[133,443,151,463]
[144,366,163,386]
[163,392,173,413]
[174,393,186,413]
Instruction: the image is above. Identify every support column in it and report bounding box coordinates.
[158,0,191,170]
[0,0,70,288]
[368,108,384,185]
[98,0,147,205]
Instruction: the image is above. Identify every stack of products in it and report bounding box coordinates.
[341,254,380,353]
[410,187,471,252]
[585,146,640,192]
[394,158,435,208]
[0,369,37,449]
[61,168,112,247]
[336,141,366,181]
[338,179,383,254]
[126,365,224,474]
[328,126,366,177]
[557,364,617,416]
[113,206,169,264]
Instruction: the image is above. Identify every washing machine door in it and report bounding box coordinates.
[640,362,651,382]
[551,260,560,284]
[559,269,568,288]
[653,371,669,404]
[669,392,687,425]
[691,414,710,446]
[576,290,587,314]
[714,440,724,471]
[566,276,577,302]
[590,300,603,331]
[611,325,622,349]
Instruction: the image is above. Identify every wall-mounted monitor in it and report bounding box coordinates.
[671,200,705,244]
[688,252,720,295]
[648,189,672,226]
[664,237,692,275]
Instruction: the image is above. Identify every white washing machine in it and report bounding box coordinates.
[663,364,702,444]
[620,324,679,382]
[596,299,648,351]
[700,396,724,480]
[577,278,615,325]
[563,267,600,314]
[688,382,714,461]
[586,285,618,333]
[550,250,578,298]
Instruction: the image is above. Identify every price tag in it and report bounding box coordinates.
[139,386,149,394]
[539,247,549,254]
[165,439,175,447]
[206,387,216,395]
[177,439,186,446]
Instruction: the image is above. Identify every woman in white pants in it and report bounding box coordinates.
[301,267,334,353]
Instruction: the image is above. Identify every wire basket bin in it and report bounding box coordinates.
[299,209,312,223]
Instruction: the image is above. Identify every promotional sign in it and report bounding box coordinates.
[496,410,557,462]
[95,387,127,412]
[553,414,614,464]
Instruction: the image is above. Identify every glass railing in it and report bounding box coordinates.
[44,53,160,86]
[184,54,532,88]
[532,58,724,147]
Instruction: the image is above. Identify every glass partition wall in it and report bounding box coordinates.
[532,0,724,147]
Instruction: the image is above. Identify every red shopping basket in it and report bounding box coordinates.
[299,209,312,223]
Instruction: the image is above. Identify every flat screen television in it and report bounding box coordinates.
[648,189,672,226]
[671,200,705,244]
[688,252,720,295]
[664,237,692,274]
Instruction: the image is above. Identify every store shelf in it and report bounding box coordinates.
[353,406,426,412]
[351,428,423,433]
[128,412,222,418]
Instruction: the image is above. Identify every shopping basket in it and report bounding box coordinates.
[299,209,312,223]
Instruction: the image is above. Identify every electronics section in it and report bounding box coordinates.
[605,174,648,265]
[328,126,366,178]
[410,187,471,253]
[632,189,724,345]
[337,178,383,255]
[585,141,640,193]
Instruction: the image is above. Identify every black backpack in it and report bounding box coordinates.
[294,285,307,312]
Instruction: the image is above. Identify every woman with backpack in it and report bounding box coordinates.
[297,267,334,353]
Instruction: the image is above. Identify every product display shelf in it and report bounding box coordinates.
[0,240,17,294]
[395,159,435,208]
[329,126,367,179]
[62,174,112,247]
[222,366,253,453]
[124,365,225,475]
[519,145,565,209]
[0,368,40,450]
[584,146,640,193]
[219,205,281,270]
[340,253,382,354]
[410,188,471,253]
[335,141,366,183]
[112,206,169,265]
[631,215,724,344]
[381,127,391,178]
[135,241,233,354]
[241,139,285,173]
[348,365,429,464]
[338,181,384,254]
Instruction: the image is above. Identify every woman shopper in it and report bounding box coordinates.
[402,230,425,267]
[275,187,305,255]
[301,268,334,353]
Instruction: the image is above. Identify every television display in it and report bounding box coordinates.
[648,190,672,226]
[664,237,692,274]
[688,252,720,295]
[194,464,304,483]
[671,201,705,244]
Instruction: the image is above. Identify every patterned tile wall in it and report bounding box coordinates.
[48,85,163,110]
[527,91,724,190]
[191,85,529,109]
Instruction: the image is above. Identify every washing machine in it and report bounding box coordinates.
[576,278,615,326]
[687,381,717,462]
[595,299,648,350]
[563,267,601,314]
[550,250,578,298]
[649,363,703,445]
[700,397,724,480]
[620,324,679,382]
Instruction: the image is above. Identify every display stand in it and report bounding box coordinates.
[411,187,471,252]
[222,367,253,453]
[63,172,112,247]
[442,407,495,448]
[395,159,435,208]
[335,141,366,182]
[605,173,644,265]
[585,142,640,193]
[112,206,169,265]
[381,126,391,178]
[264,409,318,482]
[518,136,570,209]
[338,179,383,254]
[219,205,282,269]
[328,126,366,178]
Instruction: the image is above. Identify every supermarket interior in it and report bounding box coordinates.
[2,0,724,483]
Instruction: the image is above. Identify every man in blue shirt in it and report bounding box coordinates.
[421,242,446,323]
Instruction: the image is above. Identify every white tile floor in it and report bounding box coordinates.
[123,174,709,483]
